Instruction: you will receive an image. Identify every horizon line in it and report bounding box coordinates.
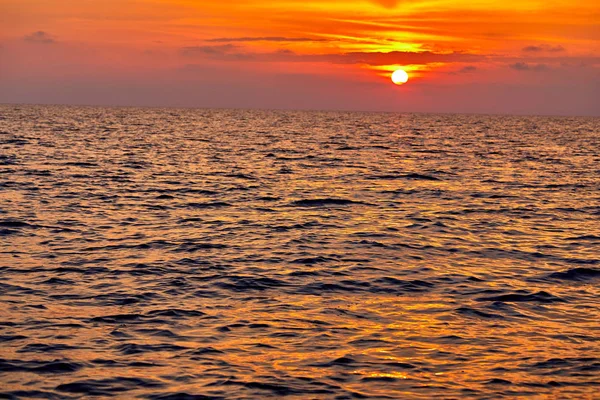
[1,102,598,119]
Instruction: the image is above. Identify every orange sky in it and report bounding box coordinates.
[1,0,599,114]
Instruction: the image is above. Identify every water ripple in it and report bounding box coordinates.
[1,105,599,399]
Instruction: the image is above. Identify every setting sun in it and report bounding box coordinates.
[391,69,409,85]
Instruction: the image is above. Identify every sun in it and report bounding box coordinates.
[391,69,409,85]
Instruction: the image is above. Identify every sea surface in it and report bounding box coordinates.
[1,105,599,399]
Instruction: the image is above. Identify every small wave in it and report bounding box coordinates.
[134,328,181,338]
[0,138,29,146]
[17,343,80,353]
[212,379,339,396]
[290,198,367,207]
[0,335,27,342]
[0,283,43,295]
[485,378,513,386]
[547,267,600,281]
[456,307,505,319]
[0,155,18,165]
[0,390,64,400]
[527,357,600,376]
[81,241,174,252]
[147,393,223,400]
[215,276,290,292]
[222,172,256,180]
[367,172,441,181]
[0,220,35,228]
[287,270,323,277]
[40,277,75,285]
[271,221,331,231]
[25,169,52,176]
[373,277,435,292]
[352,239,390,248]
[145,309,206,318]
[187,347,224,356]
[88,313,145,324]
[88,308,205,324]
[291,256,338,264]
[0,359,84,374]
[311,355,417,370]
[476,290,565,303]
[63,161,99,168]
[56,377,164,395]
[116,343,189,355]
[296,282,365,294]
[185,202,231,209]
[91,359,162,368]
[565,234,600,242]
[174,242,228,252]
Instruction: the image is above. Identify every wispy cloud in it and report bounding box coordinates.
[510,62,549,71]
[448,65,478,75]
[180,45,255,60]
[206,37,327,43]
[458,65,477,73]
[24,31,55,44]
[320,51,485,65]
[181,46,486,66]
[522,44,565,53]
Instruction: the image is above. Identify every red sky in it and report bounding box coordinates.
[1,0,599,115]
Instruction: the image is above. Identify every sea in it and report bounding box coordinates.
[1,105,599,399]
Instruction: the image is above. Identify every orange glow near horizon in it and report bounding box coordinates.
[0,0,598,113]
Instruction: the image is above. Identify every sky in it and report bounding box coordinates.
[0,0,599,115]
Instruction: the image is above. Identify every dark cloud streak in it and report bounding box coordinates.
[180,44,255,60]
[510,62,549,71]
[207,36,327,43]
[459,66,477,73]
[522,44,565,52]
[315,51,485,65]
[181,46,486,66]
[24,31,55,44]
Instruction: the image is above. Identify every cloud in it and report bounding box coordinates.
[180,44,255,60]
[307,51,484,68]
[509,62,549,71]
[448,65,478,75]
[317,51,485,65]
[180,46,486,66]
[185,44,238,55]
[458,65,477,73]
[522,44,565,53]
[24,31,55,44]
[206,37,327,43]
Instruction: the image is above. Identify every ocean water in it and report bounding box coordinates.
[1,105,599,399]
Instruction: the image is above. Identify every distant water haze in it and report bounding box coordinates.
[0,105,599,399]
[1,69,598,116]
